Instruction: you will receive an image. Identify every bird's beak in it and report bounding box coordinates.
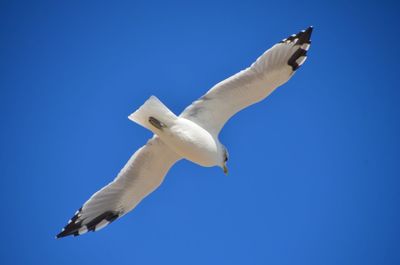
[223,163,228,175]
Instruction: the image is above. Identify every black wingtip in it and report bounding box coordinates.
[56,209,120,239]
[56,229,71,239]
[280,26,314,44]
[55,222,82,238]
[56,227,73,238]
[296,26,313,45]
[284,27,313,71]
[56,207,83,239]
[302,26,313,42]
[305,26,313,38]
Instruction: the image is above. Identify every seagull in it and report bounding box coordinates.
[56,26,313,238]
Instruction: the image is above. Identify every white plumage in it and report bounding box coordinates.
[57,26,313,238]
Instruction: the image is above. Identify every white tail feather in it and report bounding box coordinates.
[128,96,177,134]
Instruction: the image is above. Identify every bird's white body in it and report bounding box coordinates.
[166,118,220,167]
[57,27,313,238]
[128,96,222,167]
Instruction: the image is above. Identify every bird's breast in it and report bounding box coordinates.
[159,118,219,167]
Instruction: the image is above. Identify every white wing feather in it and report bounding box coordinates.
[57,136,180,237]
[180,27,312,135]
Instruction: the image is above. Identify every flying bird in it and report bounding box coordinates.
[56,26,313,238]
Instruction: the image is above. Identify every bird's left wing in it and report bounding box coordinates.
[180,27,313,135]
[56,136,180,238]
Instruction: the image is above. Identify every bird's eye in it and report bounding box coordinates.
[224,152,229,162]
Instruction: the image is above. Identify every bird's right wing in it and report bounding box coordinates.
[56,136,181,238]
[180,27,313,136]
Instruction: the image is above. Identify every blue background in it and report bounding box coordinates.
[1,1,399,264]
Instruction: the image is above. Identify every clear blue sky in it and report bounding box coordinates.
[1,1,399,264]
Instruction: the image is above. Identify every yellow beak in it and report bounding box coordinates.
[223,164,228,175]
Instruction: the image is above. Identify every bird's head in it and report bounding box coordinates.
[219,144,229,175]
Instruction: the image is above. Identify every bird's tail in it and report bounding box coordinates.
[128,96,178,134]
